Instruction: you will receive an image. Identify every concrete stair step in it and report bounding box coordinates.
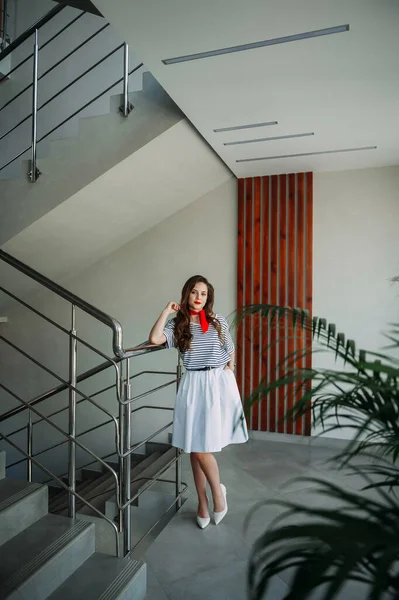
[49,471,112,513]
[0,478,48,546]
[105,453,145,474]
[47,553,146,600]
[79,448,177,517]
[70,452,163,517]
[146,441,173,455]
[51,453,162,516]
[0,514,95,600]
[48,456,145,512]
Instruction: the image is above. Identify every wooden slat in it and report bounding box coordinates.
[286,173,296,435]
[305,172,313,436]
[260,176,269,432]
[269,175,278,432]
[236,179,245,399]
[295,173,305,435]
[236,171,313,436]
[278,175,287,433]
[252,177,261,430]
[244,179,253,421]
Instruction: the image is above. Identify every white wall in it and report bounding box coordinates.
[0,177,237,478]
[312,165,399,438]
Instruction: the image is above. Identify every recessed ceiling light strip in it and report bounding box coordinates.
[236,146,377,163]
[162,25,350,65]
[214,121,278,133]
[225,132,314,146]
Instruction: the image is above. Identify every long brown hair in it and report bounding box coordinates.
[174,275,222,352]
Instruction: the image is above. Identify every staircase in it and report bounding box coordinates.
[0,3,145,181]
[0,1,231,274]
[48,443,177,519]
[0,250,186,598]
[0,449,147,600]
[0,2,184,247]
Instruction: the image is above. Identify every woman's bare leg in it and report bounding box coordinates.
[190,453,209,518]
[191,452,225,512]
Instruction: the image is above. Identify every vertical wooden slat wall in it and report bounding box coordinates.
[237,172,313,435]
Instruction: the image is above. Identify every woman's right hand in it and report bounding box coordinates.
[164,301,180,315]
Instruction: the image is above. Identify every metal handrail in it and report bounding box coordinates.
[43,449,118,486]
[0,430,120,555]
[0,4,65,62]
[0,11,86,84]
[0,357,116,425]
[0,61,144,173]
[127,422,174,457]
[128,379,178,404]
[0,4,138,183]
[0,381,120,496]
[7,394,176,470]
[39,62,144,144]
[7,416,117,470]
[36,406,175,481]
[0,284,118,365]
[123,453,182,510]
[131,405,174,413]
[5,371,175,439]
[0,343,165,427]
[54,459,185,516]
[0,339,182,556]
[0,335,120,437]
[0,22,110,115]
[0,250,125,357]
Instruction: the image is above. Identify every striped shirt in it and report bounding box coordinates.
[163,314,235,369]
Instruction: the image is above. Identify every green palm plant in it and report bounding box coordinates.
[236,304,399,600]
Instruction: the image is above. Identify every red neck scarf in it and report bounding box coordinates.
[189,309,209,333]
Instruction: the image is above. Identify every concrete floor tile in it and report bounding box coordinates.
[163,559,289,600]
[146,566,171,600]
[145,514,248,585]
[144,440,386,600]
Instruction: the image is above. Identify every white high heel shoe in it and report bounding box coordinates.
[213,484,228,525]
[196,496,210,529]
[196,514,211,529]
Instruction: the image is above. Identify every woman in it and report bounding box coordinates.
[149,275,248,529]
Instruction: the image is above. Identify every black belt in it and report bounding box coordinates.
[186,366,219,372]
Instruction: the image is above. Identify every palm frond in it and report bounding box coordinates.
[236,304,399,465]
[248,475,399,600]
[236,301,399,599]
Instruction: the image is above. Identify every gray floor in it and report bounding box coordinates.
[144,439,379,600]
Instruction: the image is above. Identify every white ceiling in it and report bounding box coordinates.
[0,119,231,305]
[91,0,399,177]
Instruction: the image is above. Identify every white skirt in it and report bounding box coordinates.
[172,367,249,453]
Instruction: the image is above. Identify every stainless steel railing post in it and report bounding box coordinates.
[29,29,41,182]
[119,42,132,117]
[123,357,132,554]
[1,0,9,52]
[118,362,125,554]
[27,411,33,482]
[175,358,182,509]
[68,305,77,518]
